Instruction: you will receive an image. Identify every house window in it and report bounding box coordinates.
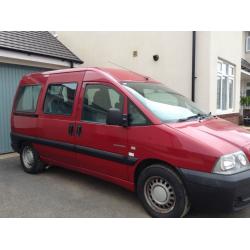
[246,33,250,52]
[217,60,235,112]
[245,82,250,97]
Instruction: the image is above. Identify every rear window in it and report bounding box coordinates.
[15,85,41,113]
[43,83,77,115]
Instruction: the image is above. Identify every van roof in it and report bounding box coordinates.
[40,67,156,82]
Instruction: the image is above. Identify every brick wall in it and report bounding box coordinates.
[217,113,240,125]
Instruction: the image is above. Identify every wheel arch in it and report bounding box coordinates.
[134,158,185,187]
[16,139,31,153]
[11,133,35,153]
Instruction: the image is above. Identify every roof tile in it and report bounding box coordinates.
[0,31,83,64]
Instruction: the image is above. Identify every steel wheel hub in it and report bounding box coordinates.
[144,176,176,213]
[22,146,34,169]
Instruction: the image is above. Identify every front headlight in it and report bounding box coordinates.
[213,151,250,175]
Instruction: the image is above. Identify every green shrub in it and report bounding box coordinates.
[240,96,250,107]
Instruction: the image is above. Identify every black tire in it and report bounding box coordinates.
[20,143,45,174]
[137,164,190,218]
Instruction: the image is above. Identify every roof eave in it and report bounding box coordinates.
[0,46,84,65]
[241,58,250,73]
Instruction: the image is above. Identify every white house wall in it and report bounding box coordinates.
[57,31,242,115]
[57,31,193,98]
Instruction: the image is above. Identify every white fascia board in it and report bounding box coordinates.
[0,49,71,69]
[241,69,250,76]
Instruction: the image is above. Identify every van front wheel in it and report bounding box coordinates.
[137,164,190,218]
[20,143,45,174]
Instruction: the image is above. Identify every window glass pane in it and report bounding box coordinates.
[109,88,124,111]
[143,88,179,106]
[124,82,204,123]
[229,79,233,109]
[217,76,221,109]
[222,77,228,110]
[43,83,77,115]
[217,60,234,111]
[49,85,61,95]
[247,37,250,51]
[222,63,227,75]
[229,66,234,76]
[16,85,41,112]
[82,84,124,123]
[217,62,222,73]
[128,101,149,126]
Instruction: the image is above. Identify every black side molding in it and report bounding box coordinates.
[11,133,137,166]
[11,133,74,152]
[14,112,39,118]
[75,145,137,165]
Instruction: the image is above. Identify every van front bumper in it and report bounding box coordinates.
[179,168,250,212]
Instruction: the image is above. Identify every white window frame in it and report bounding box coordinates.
[216,59,235,114]
[246,35,250,52]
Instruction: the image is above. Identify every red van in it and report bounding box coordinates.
[11,67,250,217]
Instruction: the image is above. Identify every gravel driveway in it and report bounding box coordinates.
[1,154,250,218]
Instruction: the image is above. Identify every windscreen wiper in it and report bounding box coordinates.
[178,112,212,122]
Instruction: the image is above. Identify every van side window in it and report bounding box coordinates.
[15,85,41,113]
[82,84,124,123]
[128,101,150,126]
[43,83,77,115]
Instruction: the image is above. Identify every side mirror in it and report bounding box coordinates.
[106,108,128,127]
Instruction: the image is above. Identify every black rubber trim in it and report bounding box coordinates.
[11,133,137,166]
[14,112,39,118]
[75,145,137,165]
[178,168,250,211]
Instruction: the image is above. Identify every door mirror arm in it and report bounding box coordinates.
[122,114,128,127]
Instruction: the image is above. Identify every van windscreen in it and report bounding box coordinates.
[123,82,207,123]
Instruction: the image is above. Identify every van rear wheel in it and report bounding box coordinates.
[137,164,190,218]
[20,143,45,174]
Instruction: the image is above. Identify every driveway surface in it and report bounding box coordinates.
[1,154,250,218]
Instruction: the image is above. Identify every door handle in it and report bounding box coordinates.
[68,123,74,136]
[76,125,82,137]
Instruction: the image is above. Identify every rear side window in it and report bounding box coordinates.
[43,83,77,115]
[15,85,41,113]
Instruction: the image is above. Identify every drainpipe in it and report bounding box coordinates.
[191,31,196,102]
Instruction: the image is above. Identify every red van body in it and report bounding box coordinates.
[11,67,250,217]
